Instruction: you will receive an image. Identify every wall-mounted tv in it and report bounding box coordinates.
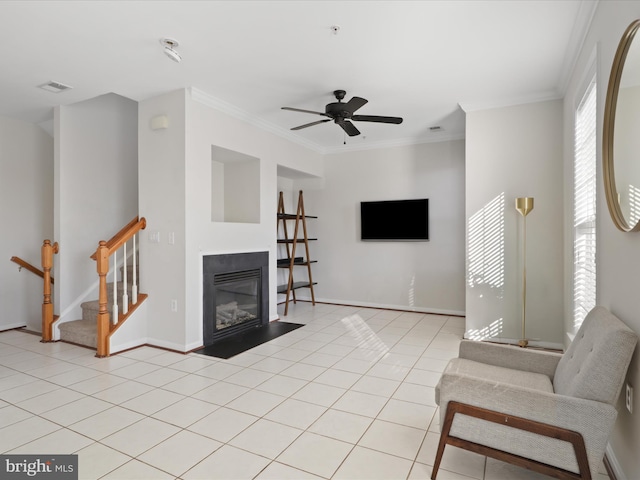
[360,199,429,241]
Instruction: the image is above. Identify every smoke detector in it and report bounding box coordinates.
[160,38,181,63]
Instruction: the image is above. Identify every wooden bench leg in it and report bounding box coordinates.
[431,401,591,480]
[431,401,457,479]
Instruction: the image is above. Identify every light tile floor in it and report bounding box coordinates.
[0,303,610,480]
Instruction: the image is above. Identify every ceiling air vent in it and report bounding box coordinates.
[429,126,443,132]
[38,81,73,93]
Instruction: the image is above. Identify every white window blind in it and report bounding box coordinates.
[573,77,597,329]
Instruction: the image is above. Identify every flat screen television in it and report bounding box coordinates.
[360,199,429,241]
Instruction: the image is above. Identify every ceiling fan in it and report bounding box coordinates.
[282,90,403,137]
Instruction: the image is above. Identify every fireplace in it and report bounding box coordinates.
[203,252,269,345]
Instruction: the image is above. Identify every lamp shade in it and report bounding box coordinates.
[515,197,534,217]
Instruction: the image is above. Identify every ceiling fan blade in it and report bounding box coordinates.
[282,107,330,117]
[339,120,361,137]
[291,119,332,131]
[351,115,403,124]
[344,96,368,113]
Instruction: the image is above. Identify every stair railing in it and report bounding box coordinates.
[10,253,54,284]
[10,240,59,342]
[41,240,59,341]
[92,216,146,357]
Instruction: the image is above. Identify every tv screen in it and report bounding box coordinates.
[360,199,429,241]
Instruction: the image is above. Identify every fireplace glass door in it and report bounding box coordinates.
[213,269,261,334]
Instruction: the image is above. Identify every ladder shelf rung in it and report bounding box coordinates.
[277,213,318,220]
[277,281,318,294]
[277,238,317,243]
[277,258,317,267]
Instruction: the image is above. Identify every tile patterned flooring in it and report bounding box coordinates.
[0,302,609,480]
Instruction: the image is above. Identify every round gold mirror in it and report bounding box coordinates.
[604,19,640,232]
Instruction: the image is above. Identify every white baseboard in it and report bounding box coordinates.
[110,338,148,355]
[606,443,627,480]
[296,296,465,317]
[0,323,27,332]
[110,338,200,355]
[142,337,201,353]
[184,340,204,352]
[463,335,564,351]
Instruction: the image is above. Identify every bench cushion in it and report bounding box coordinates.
[435,357,554,405]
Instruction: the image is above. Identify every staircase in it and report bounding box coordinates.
[59,265,137,348]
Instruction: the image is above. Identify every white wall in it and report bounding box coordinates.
[139,88,323,351]
[138,89,187,351]
[563,2,640,478]
[54,93,138,326]
[303,140,465,314]
[465,100,564,346]
[0,117,53,331]
[222,156,260,223]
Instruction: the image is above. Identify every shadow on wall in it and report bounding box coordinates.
[467,192,505,340]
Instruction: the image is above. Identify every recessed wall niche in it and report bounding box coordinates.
[211,145,260,223]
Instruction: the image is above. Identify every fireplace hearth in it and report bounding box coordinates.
[203,252,269,345]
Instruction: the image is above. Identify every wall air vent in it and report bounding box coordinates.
[38,81,73,93]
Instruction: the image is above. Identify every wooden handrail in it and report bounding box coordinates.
[10,256,54,284]
[90,216,146,260]
[93,217,146,357]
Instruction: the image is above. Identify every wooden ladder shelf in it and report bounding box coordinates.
[277,190,317,316]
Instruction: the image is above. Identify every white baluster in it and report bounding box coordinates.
[122,241,129,315]
[132,233,138,304]
[112,250,118,325]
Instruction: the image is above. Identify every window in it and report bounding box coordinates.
[573,76,597,328]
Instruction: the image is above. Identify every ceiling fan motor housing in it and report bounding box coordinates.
[326,90,350,120]
[326,102,352,119]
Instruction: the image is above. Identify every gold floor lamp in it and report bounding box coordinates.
[515,197,534,348]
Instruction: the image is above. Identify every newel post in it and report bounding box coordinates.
[41,240,58,342]
[96,241,110,357]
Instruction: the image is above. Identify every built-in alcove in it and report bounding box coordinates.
[211,145,260,223]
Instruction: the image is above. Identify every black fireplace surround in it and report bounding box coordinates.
[203,252,269,346]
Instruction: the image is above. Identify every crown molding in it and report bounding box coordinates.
[322,132,465,155]
[459,91,563,113]
[189,87,323,153]
[557,0,600,95]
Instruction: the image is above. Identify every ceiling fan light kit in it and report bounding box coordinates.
[282,90,403,138]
